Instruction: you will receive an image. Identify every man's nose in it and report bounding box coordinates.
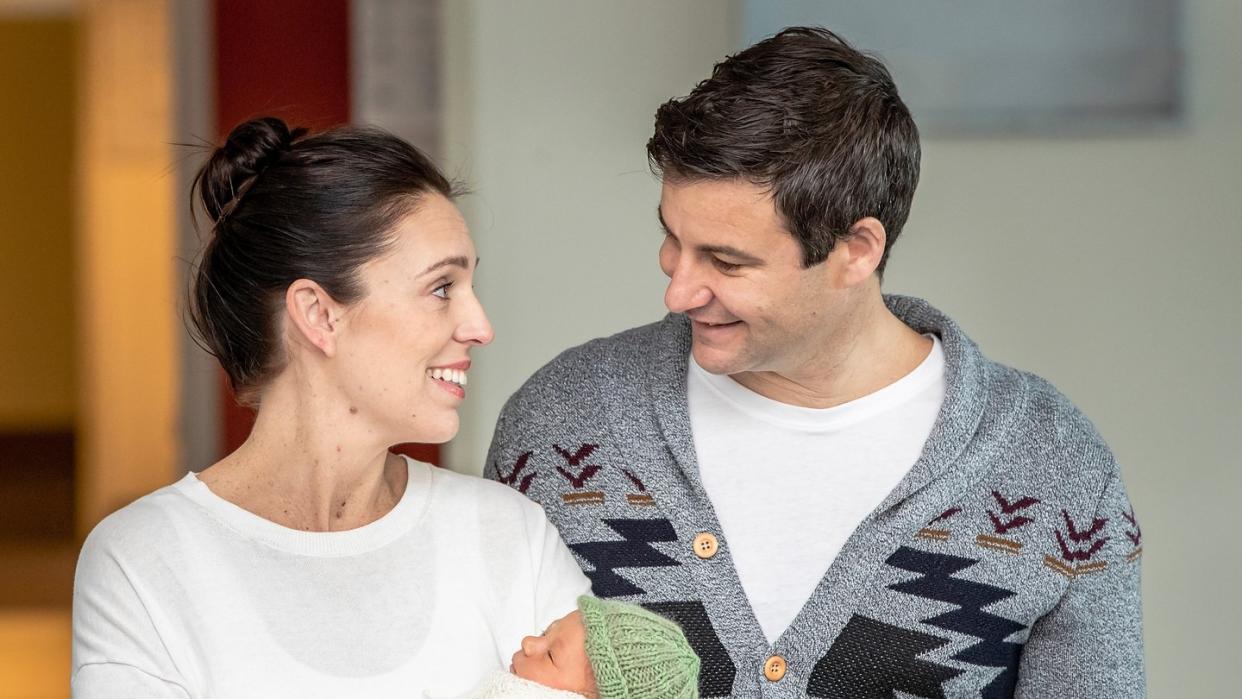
[664,265,713,313]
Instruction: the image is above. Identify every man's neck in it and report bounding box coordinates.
[729,300,932,409]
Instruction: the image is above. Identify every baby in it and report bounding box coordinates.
[461,595,699,698]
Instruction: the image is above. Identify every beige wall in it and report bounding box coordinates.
[441,0,734,474]
[443,2,1237,695]
[886,5,1240,696]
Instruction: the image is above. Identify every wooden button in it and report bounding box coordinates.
[764,655,787,682]
[692,532,718,559]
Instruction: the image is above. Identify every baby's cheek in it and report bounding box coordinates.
[577,657,598,695]
[547,655,594,694]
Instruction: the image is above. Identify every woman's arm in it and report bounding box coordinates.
[73,523,191,698]
[526,499,592,632]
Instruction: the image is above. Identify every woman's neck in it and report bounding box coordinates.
[196,368,409,532]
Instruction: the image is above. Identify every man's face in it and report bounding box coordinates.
[658,178,845,378]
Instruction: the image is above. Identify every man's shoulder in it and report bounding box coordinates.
[980,359,1120,484]
[486,317,684,480]
[896,293,1120,480]
[506,316,681,408]
[1011,367,1109,446]
[540,316,673,375]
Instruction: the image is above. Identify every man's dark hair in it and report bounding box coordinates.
[647,26,920,276]
[190,117,457,406]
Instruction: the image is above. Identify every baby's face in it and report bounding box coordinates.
[511,610,597,695]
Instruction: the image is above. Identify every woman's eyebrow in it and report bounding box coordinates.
[417,255,475,276]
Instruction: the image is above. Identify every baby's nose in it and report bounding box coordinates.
[520,636,537,655]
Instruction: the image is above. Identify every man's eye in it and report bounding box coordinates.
[432,282,453,299]
[712,257,741,273]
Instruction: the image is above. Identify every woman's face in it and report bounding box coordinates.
[332,194,492,444]
[511,610,596,694]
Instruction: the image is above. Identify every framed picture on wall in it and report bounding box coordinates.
[740,0,1183,135]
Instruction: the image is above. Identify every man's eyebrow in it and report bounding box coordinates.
[656,206,673,235]
[702,243,764,266]
[417,255,476,276]
[658,206,764,266]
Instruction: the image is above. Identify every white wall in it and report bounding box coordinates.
[886,4,1240,695]
[443,2,1239,695]
[440,1,734,473]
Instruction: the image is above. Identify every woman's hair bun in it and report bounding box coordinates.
[197,116,306,223]
[189,119,455,405]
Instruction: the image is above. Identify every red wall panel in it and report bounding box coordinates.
[214,0,351,131]
[212,0,438,465]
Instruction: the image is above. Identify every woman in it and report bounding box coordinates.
[72,118,590,697]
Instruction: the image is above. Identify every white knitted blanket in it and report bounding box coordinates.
[427,671,586,699]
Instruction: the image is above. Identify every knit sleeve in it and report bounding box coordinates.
[1015,469,1146,697]
[483,390,541,489]
[72,522,190,698]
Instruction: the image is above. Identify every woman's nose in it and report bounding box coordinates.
[457,296,495,346]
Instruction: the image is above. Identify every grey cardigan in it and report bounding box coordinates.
[486,295,1144,697]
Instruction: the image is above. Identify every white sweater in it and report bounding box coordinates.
[72,457,590,698]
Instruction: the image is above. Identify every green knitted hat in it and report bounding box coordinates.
[577,595,700,699]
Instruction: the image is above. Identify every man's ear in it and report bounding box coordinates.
[285,279,344,357]
[834,216,887,288]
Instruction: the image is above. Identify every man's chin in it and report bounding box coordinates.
[691,344,746,376]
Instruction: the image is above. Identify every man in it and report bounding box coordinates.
[486,27,1143,698]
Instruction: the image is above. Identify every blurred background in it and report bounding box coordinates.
[0,0,1236,696]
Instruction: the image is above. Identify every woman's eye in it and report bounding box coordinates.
[432,282,453,299]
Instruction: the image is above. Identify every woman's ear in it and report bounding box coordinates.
[285,279,344,357]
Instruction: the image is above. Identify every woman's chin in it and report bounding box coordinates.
[399,416,459,446]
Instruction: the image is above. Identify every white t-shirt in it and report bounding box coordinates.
[689,336,946,643]
[72,456,590,698]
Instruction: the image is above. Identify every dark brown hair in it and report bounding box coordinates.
[647,26,920,275]
[190,117,457,405]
